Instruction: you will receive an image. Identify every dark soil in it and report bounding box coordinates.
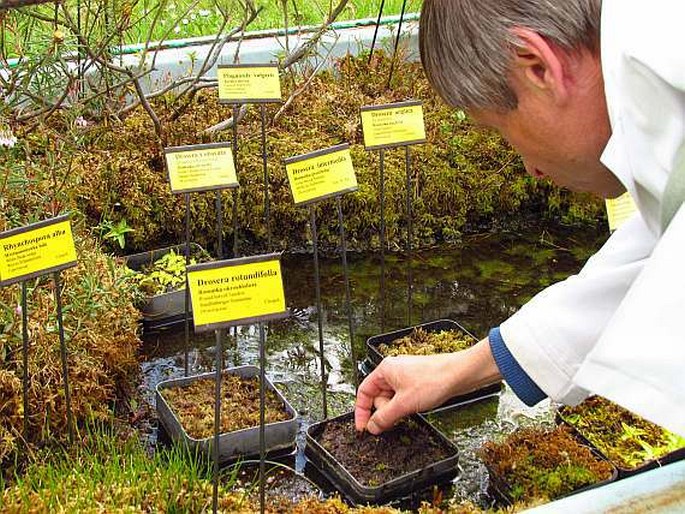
[479,425,614,503]
[315,415,455,487]
[161,373,291,439]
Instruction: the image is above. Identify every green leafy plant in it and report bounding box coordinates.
[100,219,135,249]
[126,249,204,296]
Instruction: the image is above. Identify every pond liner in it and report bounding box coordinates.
[305,411,460,506]
[556,409,685,479]
[125,243,205,331]
[156,365,299,463]
[484,435,619,506]
[365,319,503,411]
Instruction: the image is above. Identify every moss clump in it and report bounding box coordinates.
[479,426,613,503]
[560,396,685,470]
[378,328,475,357]
[62,52,602,254]
[161,373,291,439]
[0,236,141,468]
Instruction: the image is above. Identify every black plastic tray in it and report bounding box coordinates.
[484,430,618,506]
[556,407,685,478]
[156,365,299,463]
[125,243,205,330]
[365,319,503,411]
[305,411,459,505]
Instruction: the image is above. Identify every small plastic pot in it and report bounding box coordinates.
[483,428,618,506]
[365,319,503,411]
[156,365,299,462]
[125,243,205,330]
[557,407,685,478]
[305,411,459,505]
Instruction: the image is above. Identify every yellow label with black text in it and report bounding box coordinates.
[361,104,426,149]
[217,66,281,102]
[605,192,638,232]
[166,145,237,193]
[188,259,286,329]
[285,148,357,205]
[0,219,77,285]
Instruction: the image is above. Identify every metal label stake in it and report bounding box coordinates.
[310,205,328,418]
[379,148,387,331]
[261,105,272,251]
[184,193,191,377]
[405,146,413,325]
[21,281,29,441]
[336,197,359,391]
[387,0,409,88]
[232,104,241,258]
[53,271,74,443]
[368,0,387,64]
[258,322,267,514]
[212,328,223,514]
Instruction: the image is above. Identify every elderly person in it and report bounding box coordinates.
[355,0,685,436]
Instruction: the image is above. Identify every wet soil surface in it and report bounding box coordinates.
[315,415,455,487]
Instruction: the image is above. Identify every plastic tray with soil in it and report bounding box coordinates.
[366,319,502,410]
[156,365,298,462]
[305,411,459,505]
[558,396,685,477]
[479,424,617,506]
[124,243,210,330]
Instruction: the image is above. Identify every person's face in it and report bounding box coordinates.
[468,66,624,198]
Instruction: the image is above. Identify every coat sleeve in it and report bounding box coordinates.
[499,212,657,404]
[574,205,685,436]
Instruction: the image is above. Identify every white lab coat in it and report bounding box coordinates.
[500,0,685,435]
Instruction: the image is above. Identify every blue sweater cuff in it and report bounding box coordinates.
[488,326,547,406]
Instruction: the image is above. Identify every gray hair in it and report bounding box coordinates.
[419,0,601,111]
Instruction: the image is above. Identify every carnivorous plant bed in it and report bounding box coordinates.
[161,373,291,439]
[316,416,455,487]
[559,396,685,470]
[377,328,475,357]
[479,425,614,503]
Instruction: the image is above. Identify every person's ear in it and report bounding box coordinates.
[510,27,569,103]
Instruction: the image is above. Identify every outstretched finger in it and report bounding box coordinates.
[366,394,411,435]
[354,371,390,431]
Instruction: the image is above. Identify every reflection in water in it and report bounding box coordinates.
[141,223,606,507]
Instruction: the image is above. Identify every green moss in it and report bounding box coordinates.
[479,426,614,503]
[560,396,685,469]
[26,52,601,254]
[378,327,475,357]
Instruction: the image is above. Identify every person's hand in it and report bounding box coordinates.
[354,338,502,435]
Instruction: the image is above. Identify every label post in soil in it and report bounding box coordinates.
[605,192,637,232]
[361,101,426,326]
[187,253,287,514]
[0,214,78,443]
[284,143,360,408]
[187,253,287,331]
[217,64,282,104]
[284,143,358,206]
[217,63,283,255]
[164,142,239,378]
[165,142,238,194]
[360,101,426,151]
[0,215,77,286]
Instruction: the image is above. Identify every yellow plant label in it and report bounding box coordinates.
[360,101,427,150]
[217,64,282,103]
[188,254,287,331]
[605,192,638,232]
[284,144,358,205]
[0,215,77,287]
[165,143,238,194]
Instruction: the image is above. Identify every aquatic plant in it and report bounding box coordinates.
[378,327,475,357]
